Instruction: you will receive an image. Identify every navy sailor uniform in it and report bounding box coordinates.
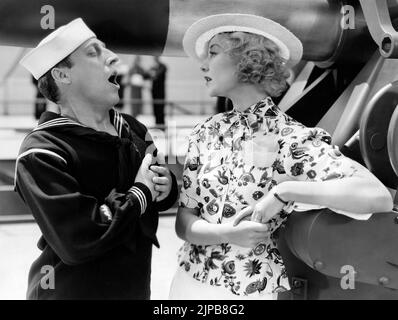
[14,109,178,300]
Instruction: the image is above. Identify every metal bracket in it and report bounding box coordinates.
[359,0,398,58]
[290,277,308,300]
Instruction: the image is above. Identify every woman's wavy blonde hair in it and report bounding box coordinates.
[215,31,290,97]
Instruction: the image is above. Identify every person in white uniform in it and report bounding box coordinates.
[169,13,393,300]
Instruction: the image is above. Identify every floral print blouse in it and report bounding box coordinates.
[177,97,359,297]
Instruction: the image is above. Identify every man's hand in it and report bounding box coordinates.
[134,153,159,201]
[149,152,172,202]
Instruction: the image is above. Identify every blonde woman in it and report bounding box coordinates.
[169,14,393,300]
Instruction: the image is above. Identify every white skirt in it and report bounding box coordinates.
[168,267,277,300]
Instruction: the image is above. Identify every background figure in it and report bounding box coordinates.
[216,96,233,113]
[149,56,167,126]
[127,56,148,117]
[31,75,47,119]
[114,62,129,110]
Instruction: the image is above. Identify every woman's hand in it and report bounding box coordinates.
[222,219,270,248]
[252,192,286,223]
[176,206,270,247]
[233,193,286,225]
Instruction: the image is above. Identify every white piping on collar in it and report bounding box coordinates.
[14,148,67,188]
[112,110,126,138]
[34,117,86,131]
[34,110,126,138]
[114,112,122,137]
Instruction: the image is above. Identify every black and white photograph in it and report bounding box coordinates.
[0,0,397,308]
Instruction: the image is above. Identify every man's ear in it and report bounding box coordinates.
[51,67,71,85]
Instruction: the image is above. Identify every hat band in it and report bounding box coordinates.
[195,25,290,61]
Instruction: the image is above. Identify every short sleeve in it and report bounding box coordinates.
[277,122,372,220]
[178,133,202,210]
[278,124,358,182]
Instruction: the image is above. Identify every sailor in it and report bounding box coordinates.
[16,18,178,299]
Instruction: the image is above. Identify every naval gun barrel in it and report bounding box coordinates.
[0,0,397,64]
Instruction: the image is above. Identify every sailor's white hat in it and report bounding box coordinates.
[20,18,96,80]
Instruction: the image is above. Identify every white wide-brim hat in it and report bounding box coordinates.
[20,18,96,80]
[183,13,303,67]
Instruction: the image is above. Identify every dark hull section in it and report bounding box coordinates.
[0,0,383,65]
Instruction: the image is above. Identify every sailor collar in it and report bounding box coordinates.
[34,108,129,138]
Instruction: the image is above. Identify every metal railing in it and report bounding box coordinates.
[0,77,215,116]
[0,97,216,115]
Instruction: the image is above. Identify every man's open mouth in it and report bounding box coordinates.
[108,72,120,88]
